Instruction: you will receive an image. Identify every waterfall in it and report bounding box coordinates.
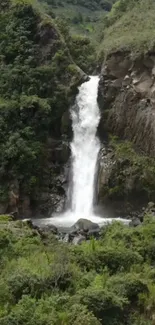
[70,76,100,218]
[43,76,130,227]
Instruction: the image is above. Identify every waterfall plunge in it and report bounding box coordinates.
[43,76,129,227]
[70,76,100,217]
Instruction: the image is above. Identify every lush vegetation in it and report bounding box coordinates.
[0,0,89,209]
[1,215,155,324]
[99,0,155,57]
[1,1,155,325]
[39,0,116,36]
[55,18,96,73]
[44,0,115,11]
[96,0,155,202]
[101,138,155,202]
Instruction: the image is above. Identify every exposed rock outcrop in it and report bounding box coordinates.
[71,218,100,232]
[98,51,155,156]
[98,51,155,209]
[97,144,148,216]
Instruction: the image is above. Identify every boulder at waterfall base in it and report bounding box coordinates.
[71,218,100,232]
[72,234,86,245]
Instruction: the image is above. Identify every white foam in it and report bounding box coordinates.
[70,76,100,217]
[34,212,130,228]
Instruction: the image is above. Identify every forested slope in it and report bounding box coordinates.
[39,0,116,35]
[0,0,85,216]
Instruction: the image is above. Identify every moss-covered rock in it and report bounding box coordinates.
[98,139,155,210]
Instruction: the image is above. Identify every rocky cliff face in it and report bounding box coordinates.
[98,51,155,156]
[98,51,155,209]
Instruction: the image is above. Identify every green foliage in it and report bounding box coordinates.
[0,215,13,222]
[0,0,82,204]
[69,34,96,73]
[102,138,155,201]
[43,0,115,11]
[1,217,155,324]
[73,240,142,273]
[39,0,116,37]
[78,287,128,323]
[99,0,155,57]
[56,18,96,73]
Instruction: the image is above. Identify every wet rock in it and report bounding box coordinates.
[76,67,90,83]
[20,196,32,218]
[41,224,58,234]
[72,235,86,245]
[10,211,18,220]
[48,139,70,164]
[53,143,70,164]
[98,149,114,202]
[147,202,155,210]
[61,110,72,137]
[0,202,8,214]
[71,218,99,232]
[8,181,19,215]
[23,219,34,228]
[69,229,78,236]
[143,202,155,217]
[37,186,66,216]
[34,223,58,239]
[87,228,100,238]
[63,233,71,243]
[129,217,141,227]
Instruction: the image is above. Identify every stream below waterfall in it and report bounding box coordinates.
[32,76,129,229]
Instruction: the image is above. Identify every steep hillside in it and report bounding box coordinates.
[0,0,86,217]
[98,0,155,206]
[99,0,155,57]
[39,0,116,36]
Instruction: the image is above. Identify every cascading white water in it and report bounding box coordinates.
[36,76,130,227]
[70,76,100,217]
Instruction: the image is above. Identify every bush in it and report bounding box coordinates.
[73,240,143,273]
[0,0,82,207]
[1,218,155,324]
[78,287,128,324]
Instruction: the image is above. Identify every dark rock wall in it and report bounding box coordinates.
[97,51,155,210]
[98,51,155,156]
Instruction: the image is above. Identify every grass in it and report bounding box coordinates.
[99,0,155,57]
[57,6,104,35]
[45,3,107,36]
